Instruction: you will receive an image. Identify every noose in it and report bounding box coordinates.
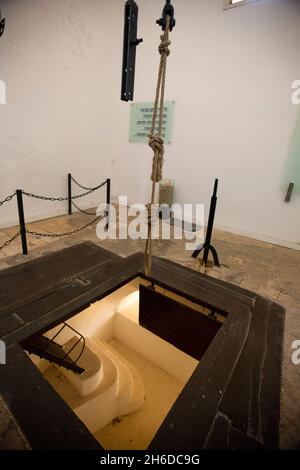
[144,15,171,276]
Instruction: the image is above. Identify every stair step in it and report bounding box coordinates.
[90,338,133,410]
[48,339,118,409]
[45,336,145,433]
[91,338,145,414]
[105,339,145,411]
[60,336,102,396]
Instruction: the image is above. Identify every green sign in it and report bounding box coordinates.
[129,101,175,144]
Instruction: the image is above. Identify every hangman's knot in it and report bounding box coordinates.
[148,134,164,153]
[158,37,171,56]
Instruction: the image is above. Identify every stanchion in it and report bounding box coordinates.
[105,178,111,231]
[16,189,28,255]
[192,179,220,268]
[68,173,72,215]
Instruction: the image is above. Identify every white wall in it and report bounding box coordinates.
[0,0,115,227]
[112,0,300,247]
[0,0,299,246]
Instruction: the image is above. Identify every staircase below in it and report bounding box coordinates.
[42,337,145,433]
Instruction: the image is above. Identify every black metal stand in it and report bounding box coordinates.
[105,178,111,231]
[192,179,220,268]
[68,173,72,215]
[16,189,28,255]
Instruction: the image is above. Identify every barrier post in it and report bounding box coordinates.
[105,178,111,231]
[16,189,28,255]
[203,179,218,265]
[68,173,72,215]
[191,179,220,268]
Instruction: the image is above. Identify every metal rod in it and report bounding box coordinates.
[16,190,28,255]
[106,178,111,231]
[68,173,72,215]
[46,324,66,349]
[213,178,218,198]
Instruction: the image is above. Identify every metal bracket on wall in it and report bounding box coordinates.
[121,0,143,102]
[285,182,295,203]
[0,10,5,37]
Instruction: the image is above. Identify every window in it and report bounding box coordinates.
[224,0,259,9]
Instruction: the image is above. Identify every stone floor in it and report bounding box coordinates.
[95,339,186,450]
[0,209,300,449]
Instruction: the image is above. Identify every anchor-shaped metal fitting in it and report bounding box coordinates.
[156,0,176,32]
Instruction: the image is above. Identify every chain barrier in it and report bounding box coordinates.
[0,176,109,252]
[0,192,16,207]
[22,191,68,202]
[2,178,106,203]
[71,201,96,216]
[22,188,98,202]
[0,232,20,251]
[71,176,107,192]
[26,214,103,239]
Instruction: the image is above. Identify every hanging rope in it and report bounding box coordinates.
[144,16,172,277]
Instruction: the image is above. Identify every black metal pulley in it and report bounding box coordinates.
[156,0,176,32]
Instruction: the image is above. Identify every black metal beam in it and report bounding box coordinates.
[121,0,143,102]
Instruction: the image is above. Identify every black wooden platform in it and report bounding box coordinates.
[0,242,285,450]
